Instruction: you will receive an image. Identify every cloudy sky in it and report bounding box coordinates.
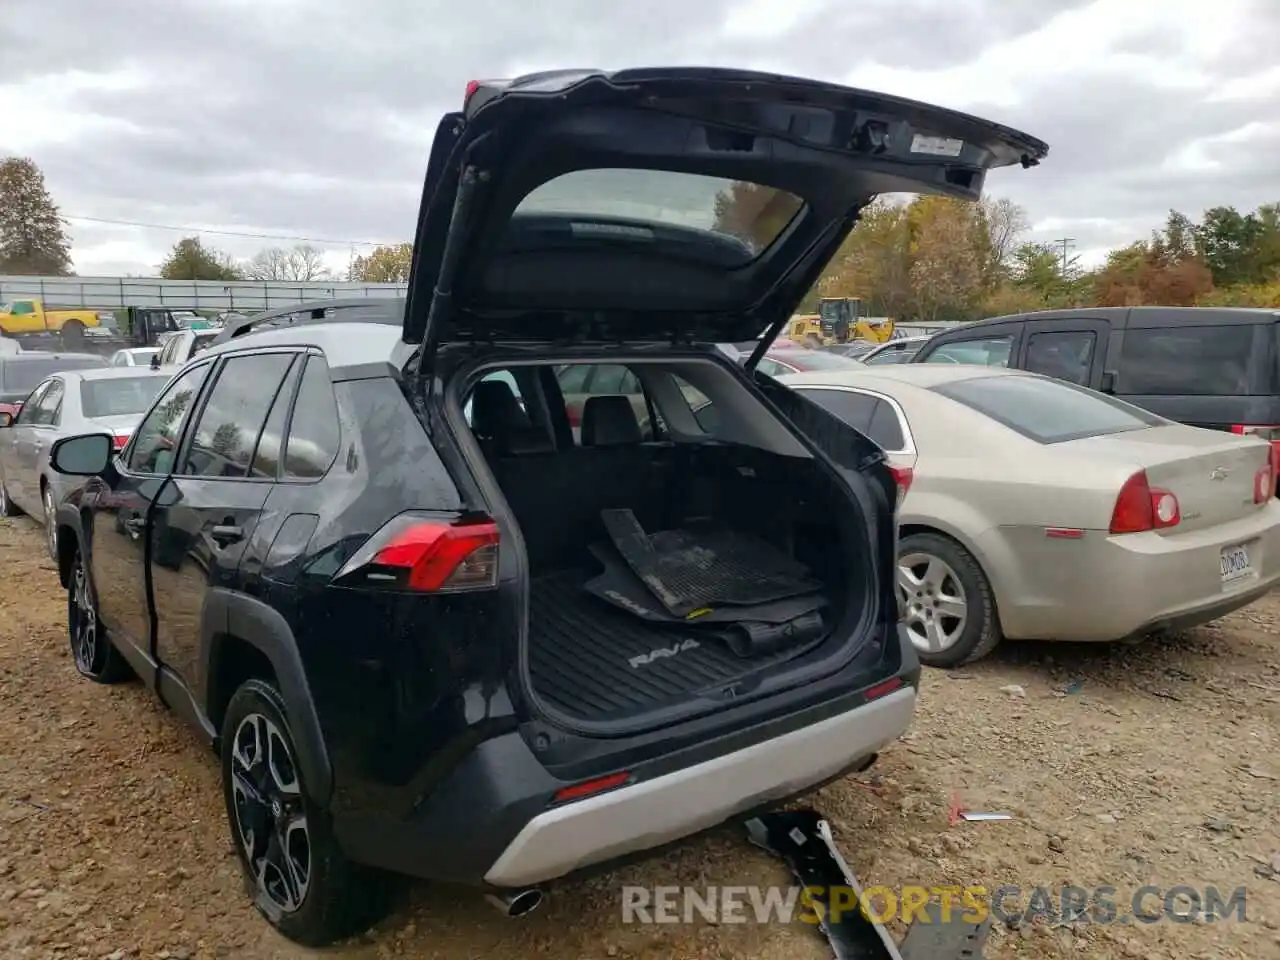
[2,0,1277,277]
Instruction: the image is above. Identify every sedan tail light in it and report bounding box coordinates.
[112,434,129,451]
[1254,446,1280,504]
[888,465,913,508]
[1110,470,1180,534]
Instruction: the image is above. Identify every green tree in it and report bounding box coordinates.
[0,157,73,275]
[348,243,413,282]
[159,236,242,281]
[1194,206,1266,287]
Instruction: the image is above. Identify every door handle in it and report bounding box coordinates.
[210,524,244,546]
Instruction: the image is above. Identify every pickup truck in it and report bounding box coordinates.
[0,298,102,346]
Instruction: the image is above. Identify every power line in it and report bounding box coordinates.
[63,215,395,247]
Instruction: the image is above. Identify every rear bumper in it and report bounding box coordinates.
[333,675,916,887]
[992,505,1280,642]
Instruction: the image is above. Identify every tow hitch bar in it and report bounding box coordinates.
[745,809,990,960]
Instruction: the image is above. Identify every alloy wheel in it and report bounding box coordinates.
[897,552,968,653]
[43,487,57,558]
[230,713,312,914]
[70,561,98,672]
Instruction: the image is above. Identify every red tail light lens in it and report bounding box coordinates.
[1110,470,1180,534]
[337,514,500,592]
[888,465,913,508]
[1255,446,1280,503]
[112,434,129,450]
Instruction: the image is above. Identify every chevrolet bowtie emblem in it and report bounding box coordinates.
[1209,466,1229,481]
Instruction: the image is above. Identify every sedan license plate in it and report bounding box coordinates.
[1220,543,1253,585]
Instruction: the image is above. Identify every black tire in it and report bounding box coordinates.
[68,549,131,683]
[221,678,392,946]
[0,471,19,517]
[897,531,1002,668]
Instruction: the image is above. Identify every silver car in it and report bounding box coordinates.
[109,347,162,368]
[0,367,172,557]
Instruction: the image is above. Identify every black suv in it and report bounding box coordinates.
[45,68,1046,945]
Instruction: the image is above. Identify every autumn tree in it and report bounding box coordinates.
[906,197,984,321]
[245,244,331,281]
[711,182,804,253]
[0,157,73,275]
[159,236,242,281]
[348,243,412,282]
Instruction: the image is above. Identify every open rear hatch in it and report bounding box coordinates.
[400,68,1048,735]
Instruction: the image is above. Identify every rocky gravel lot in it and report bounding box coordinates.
[1,515,1278,960]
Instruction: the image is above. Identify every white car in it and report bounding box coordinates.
[109,348,162,368]
[777,365,1280,666]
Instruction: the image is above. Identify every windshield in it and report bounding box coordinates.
[933,374,1165,443]
[80,376,169,418]
[1,357,107,394]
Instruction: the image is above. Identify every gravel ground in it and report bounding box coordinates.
[1,514,1278,960]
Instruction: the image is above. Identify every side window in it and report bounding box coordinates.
[126,363,211,475]
[111,352,127,367]
[555,364,592,396]
[1118,325,1254,396]
[756,358,790,377]
[1025,331,1096,387]
[798,388,879,433]
[866,401,907,451]
[14,382,51,425]
[34,380,65,426]
[588,365,632,394]
[158,338,177,366]
[11,301,34,316]
[180,354,294,479]
[249,359,299,480]
[923,336,1014,367]
[282,357,341,480]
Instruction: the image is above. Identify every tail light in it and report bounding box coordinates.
[112,434,129,451]
[888,465,913,508]
[335,513,500,593]
[464,80,481,104]
[1110,470,1180,534]
[1255,446,1280,503]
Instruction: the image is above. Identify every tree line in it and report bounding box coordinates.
[4,153,1279,310]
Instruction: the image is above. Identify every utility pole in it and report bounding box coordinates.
[1053,237,1075,277]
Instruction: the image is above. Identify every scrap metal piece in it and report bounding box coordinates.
[746,809,991,960]
[745,809,904,959]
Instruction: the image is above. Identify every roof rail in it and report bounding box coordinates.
[213,297,406,345]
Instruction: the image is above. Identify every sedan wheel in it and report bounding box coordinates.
[896,531,1002,667]
[898,552,968,652]
[0,475,18,517]
[43,485,57,560]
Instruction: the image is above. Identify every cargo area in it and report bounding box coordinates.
[460,357,875,730]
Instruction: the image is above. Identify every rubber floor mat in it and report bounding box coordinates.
[584,542,828,625]
[528,571,826,723]
[601,509,822,617]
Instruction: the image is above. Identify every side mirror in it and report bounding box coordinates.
[0,412,11,428]
[150,355,161,370]
[50,433,114,476]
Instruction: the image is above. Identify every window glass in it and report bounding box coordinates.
[934,374,1163,444]
[180,354,294,478]
[10,301,35,316]
[126,363,211,474]
[555,364,592,395]
[80,376,170,418]
[799,388,879,433]
[283,357,341,479]
[515,169,803,262]
[1118,325,1254,396]
[1025,330,1096,387]
[463,369,523,426]
[249,360,299,480]
[585,365,639,395]
[867,401,907,451]
[755,357,792,377]
[31,380,65,426]
[924,336,1014,367]
[13,382,50,425]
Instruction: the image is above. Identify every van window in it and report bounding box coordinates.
[1025,331,1095,386]
[934,374,1163,444]
[1117,325,1254,396]
[923,336,1013,367]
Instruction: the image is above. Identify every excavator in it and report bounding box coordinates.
[786,297,895,347]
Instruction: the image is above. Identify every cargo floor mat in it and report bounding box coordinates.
[528,571,825,722]
[601,508,822,617]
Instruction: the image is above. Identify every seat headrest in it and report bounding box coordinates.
[471,380,529,440]
[581,395,642,446]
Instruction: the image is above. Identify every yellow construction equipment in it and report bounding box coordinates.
[785,298,894,347]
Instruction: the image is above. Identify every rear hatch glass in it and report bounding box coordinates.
[933,374,1164,443]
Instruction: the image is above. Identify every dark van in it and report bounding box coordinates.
[910,306,1280,442]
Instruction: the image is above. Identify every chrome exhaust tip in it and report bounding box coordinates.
[484,887,544,918]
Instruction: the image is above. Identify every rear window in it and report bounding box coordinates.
[1117,325,1255,396]
[80,376,169,418]
[1,357,106,393]
[514,169,803,263]
[934,375,1163,444]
